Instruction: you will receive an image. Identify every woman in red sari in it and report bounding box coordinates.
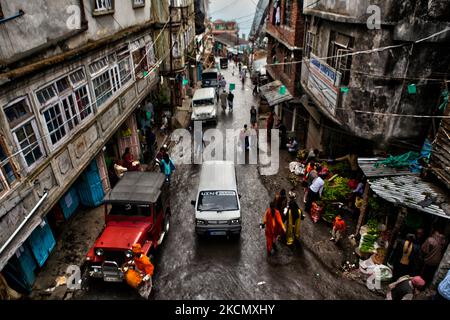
[262,202,286,256]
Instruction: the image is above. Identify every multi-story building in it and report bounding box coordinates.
[158,0,196,107]
[0,0,165,292]
[264,0,306,138]
[300,0,450,155]
[212,20,238,36]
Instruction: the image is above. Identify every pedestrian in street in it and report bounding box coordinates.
[274,189,287,215]
[227,91,234,112]
[239,124,250,150]
[284,191,304,246]
[261,201,286,256]
[305,172,324,214]
[160,154,175,183]
[330,214,346,244]
[266,111,274,141]
[386,275,425,300]
[434,269,450,301]
[161,114,169,135]
[421,228,446,286]
[253,83,258,96]
[389,234,420,280]
[156,145,168,170]
[145,126,156,161]
[241,72,246,88]
[250,106,258,128]
[302,165,318,204]
[238,62,242,73]
[220,90,228,112]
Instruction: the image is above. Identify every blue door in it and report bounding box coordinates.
[59,186,80,220]
[76,160,105,207]
[3,244,38,293]
[27,219,56,267]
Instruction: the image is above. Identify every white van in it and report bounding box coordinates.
[191,161,241,237]
[191,87,217,124]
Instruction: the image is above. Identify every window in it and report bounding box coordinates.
[36,85,57,106]
[4,98,44,168]
[43,104,66,145]
[93,0,114,13]
[305,31,317,58]
[0,142,18,194]
[283,0,292,26]
[15,122,43,167]
[89,57,109,75]
[327,32,353,86]
[132,0,145,8]
[90,50,133,107]
[132,47,149,79]
[284,50,292,75]
[36,69,93,147]
[93,71,113,106]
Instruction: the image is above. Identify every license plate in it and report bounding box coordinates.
[210,231,226,236]
[104,277,121,283]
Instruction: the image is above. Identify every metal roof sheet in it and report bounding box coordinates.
[358,158,419,178]
[259,80,293,106]
[368,175,450,219]
[105,172,166,204]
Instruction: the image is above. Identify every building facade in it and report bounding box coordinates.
[0,0,164,292]
[300,0,450,155]
[158,0,196,107]
[264,0,306,140]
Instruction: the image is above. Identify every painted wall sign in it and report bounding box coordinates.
[307,54,339,115]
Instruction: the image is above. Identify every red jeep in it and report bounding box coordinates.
[85,172,170,283]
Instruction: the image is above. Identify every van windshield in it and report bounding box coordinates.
[108,203,151,217]
[193,99,214,107]
[197,191,239,212]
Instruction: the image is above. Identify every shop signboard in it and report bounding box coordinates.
[307,54,339,115]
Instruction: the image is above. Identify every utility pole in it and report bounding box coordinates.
[169,1,174,108]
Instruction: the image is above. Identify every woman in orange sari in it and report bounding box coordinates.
[262,202,286,256]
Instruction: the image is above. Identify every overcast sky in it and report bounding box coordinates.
[208,0,258,38]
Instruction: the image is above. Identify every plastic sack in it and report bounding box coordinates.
[289,162,305,176]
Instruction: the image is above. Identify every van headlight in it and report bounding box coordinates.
[95,248,104,256]
[230,219,241,225]
[196,219,207,225]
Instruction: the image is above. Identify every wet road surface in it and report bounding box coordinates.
[77,63,380,300]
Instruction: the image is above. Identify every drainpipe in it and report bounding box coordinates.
[0,191,49,256]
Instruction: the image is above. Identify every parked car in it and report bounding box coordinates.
[191,87,218,125]
[84,172,170,283]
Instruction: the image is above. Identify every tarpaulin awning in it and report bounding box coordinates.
[259,80,293,106]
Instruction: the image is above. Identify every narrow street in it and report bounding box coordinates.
[76,63,379,300]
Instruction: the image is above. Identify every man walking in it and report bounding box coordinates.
[227,91,234,112]
[330,215,346,244]
[305,173,324,214]
[421,228,446,285]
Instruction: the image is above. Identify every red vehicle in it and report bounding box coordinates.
[85,172,170,283]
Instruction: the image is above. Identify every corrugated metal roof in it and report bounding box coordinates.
[368,175,450,219]
[358,158,419,178]
[259,80,293,106]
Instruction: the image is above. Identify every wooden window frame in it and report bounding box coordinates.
[132,0,145,9]
[92,0,115,16]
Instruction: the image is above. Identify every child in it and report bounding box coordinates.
[330,215,346,243]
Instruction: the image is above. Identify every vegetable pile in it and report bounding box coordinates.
[360,219,380,254]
